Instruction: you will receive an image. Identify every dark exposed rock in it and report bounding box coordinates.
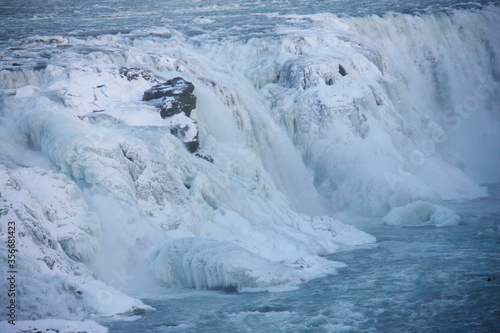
[170,121,199,153]
[143,77,200,153]
[339,64,347,76]
[195,152,214,163]
[143,77,194,100]
[119,67,156,82]
[143,77,196,117]
[159,100,183,118]
[185,139,200,154]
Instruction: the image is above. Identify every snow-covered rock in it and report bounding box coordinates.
[143,77,197,118]
[0,166,153,320]
[143,77,200,152]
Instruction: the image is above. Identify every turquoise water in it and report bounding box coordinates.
[1,0,499,42]
[105,184,499,332]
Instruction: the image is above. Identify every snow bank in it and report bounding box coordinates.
[149,236,355,291]
[383,201,461,227]
[150,237,297,290]
[0,166,153,320]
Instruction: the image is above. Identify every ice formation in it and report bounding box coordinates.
[0,3,498,326]
[383,201,461,227]
[0,46,375,320]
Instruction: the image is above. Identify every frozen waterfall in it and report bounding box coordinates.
[0,4,498,327]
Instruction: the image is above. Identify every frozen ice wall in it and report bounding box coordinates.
[200,8,499,216]
[0,26,374,321]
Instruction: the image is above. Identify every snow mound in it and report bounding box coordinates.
[0,166,153,320]
[383,201,461,227]
[149,237,348,291]
[150,237,297,290]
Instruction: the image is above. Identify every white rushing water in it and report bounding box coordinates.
[0,1,499,332]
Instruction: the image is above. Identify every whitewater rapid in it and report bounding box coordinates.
[0,2,499,330]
